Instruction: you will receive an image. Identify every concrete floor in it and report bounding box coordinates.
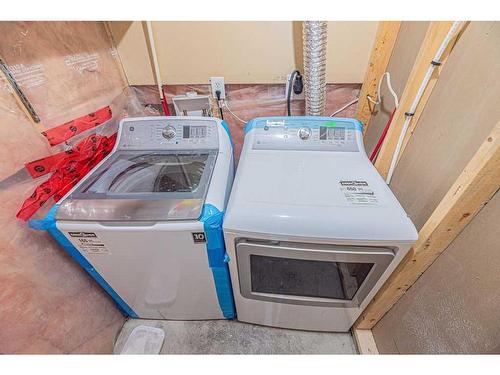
[114,319,358,354]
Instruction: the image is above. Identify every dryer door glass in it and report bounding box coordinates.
[250,255,373,300]
[236,241,394,308]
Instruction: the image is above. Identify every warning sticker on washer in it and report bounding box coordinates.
[339,180,379,205]
[68,232,110,254]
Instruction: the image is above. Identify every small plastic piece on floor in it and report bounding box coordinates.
[117,325,165,355]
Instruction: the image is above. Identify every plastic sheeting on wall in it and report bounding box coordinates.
[0,22,128,129]
[14,87,160,221]
[0,21,133,354]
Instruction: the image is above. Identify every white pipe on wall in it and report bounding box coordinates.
[145,21,165,102]
[385,21,463,184]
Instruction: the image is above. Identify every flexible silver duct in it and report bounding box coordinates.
[303,21,328,116]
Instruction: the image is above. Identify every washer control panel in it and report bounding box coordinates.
[118,118,219,150]
[251,118,360,152]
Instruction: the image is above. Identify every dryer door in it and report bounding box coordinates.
[236,240,394,308]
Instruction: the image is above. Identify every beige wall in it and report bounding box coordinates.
[373,191,500,354]
[371,22,500,353]
[389,21,500,230]
[108,21,378,85]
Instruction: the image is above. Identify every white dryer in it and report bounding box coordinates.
[223,116,417,332]
[30,116,235,320]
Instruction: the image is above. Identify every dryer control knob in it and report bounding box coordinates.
[298,127,311,140]
[162,126,176,140]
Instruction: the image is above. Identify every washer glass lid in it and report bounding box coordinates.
[83,152,211,196]
[56,150,217,222]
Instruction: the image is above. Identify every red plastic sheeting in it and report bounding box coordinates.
[17,133,116,221]
[41,106,112,146]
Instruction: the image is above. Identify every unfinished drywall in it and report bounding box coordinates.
[108,21,378,85]
[370,21,500,354]
[0,21,127,353]
[106,21,153,87]
[390,21,500,230]
[373,191,500,354]
[363,21,429,155]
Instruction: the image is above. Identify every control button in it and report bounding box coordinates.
[162,126,176,140]
[298,127,311,140]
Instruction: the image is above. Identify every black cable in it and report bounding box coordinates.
[286,70,303,116]
[215,90,224,120]
[286,70,298,116]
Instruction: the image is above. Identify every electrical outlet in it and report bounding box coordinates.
[285,74,305,101]
[210,77,226,100]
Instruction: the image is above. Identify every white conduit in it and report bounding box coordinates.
[145,21,165,103]
[329,98,359,117]
[385,21,463,184]
[368,72,399,109]
[303,21,328,116]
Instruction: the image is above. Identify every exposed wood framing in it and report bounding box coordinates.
[356,119,500,329]
[0,58,44,133]
[353,329,379,354]
[374,21,468,179]
[356,21,401,134]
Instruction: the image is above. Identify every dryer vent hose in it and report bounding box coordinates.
[303,21,328,116]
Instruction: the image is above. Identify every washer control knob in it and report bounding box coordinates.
[298,127,311,140]
[162,126,176,140]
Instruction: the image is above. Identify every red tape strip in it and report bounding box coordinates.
[25,150,76,178]
[17,133,117,221]
[41,106,112,146]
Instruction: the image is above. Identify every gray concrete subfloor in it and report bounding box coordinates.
[114,318,358,354]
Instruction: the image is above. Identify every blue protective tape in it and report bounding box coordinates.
[199,204,236,319]
[220,120,234,149]
[244,116,364,134]
[29,205,138,318]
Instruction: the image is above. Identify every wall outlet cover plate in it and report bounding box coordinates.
[210,76,226,99]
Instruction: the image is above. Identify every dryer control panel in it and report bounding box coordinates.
[248,117,361,152]
[118,117,219,151]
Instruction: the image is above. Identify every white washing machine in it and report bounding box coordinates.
[223,116,417,332]
[30,116,235,320]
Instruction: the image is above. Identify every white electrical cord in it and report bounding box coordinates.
[329,98,359,117]
[328,71,398,118]
[385,21,462,185]
[221,100,247,124]
[367,72,399,108]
